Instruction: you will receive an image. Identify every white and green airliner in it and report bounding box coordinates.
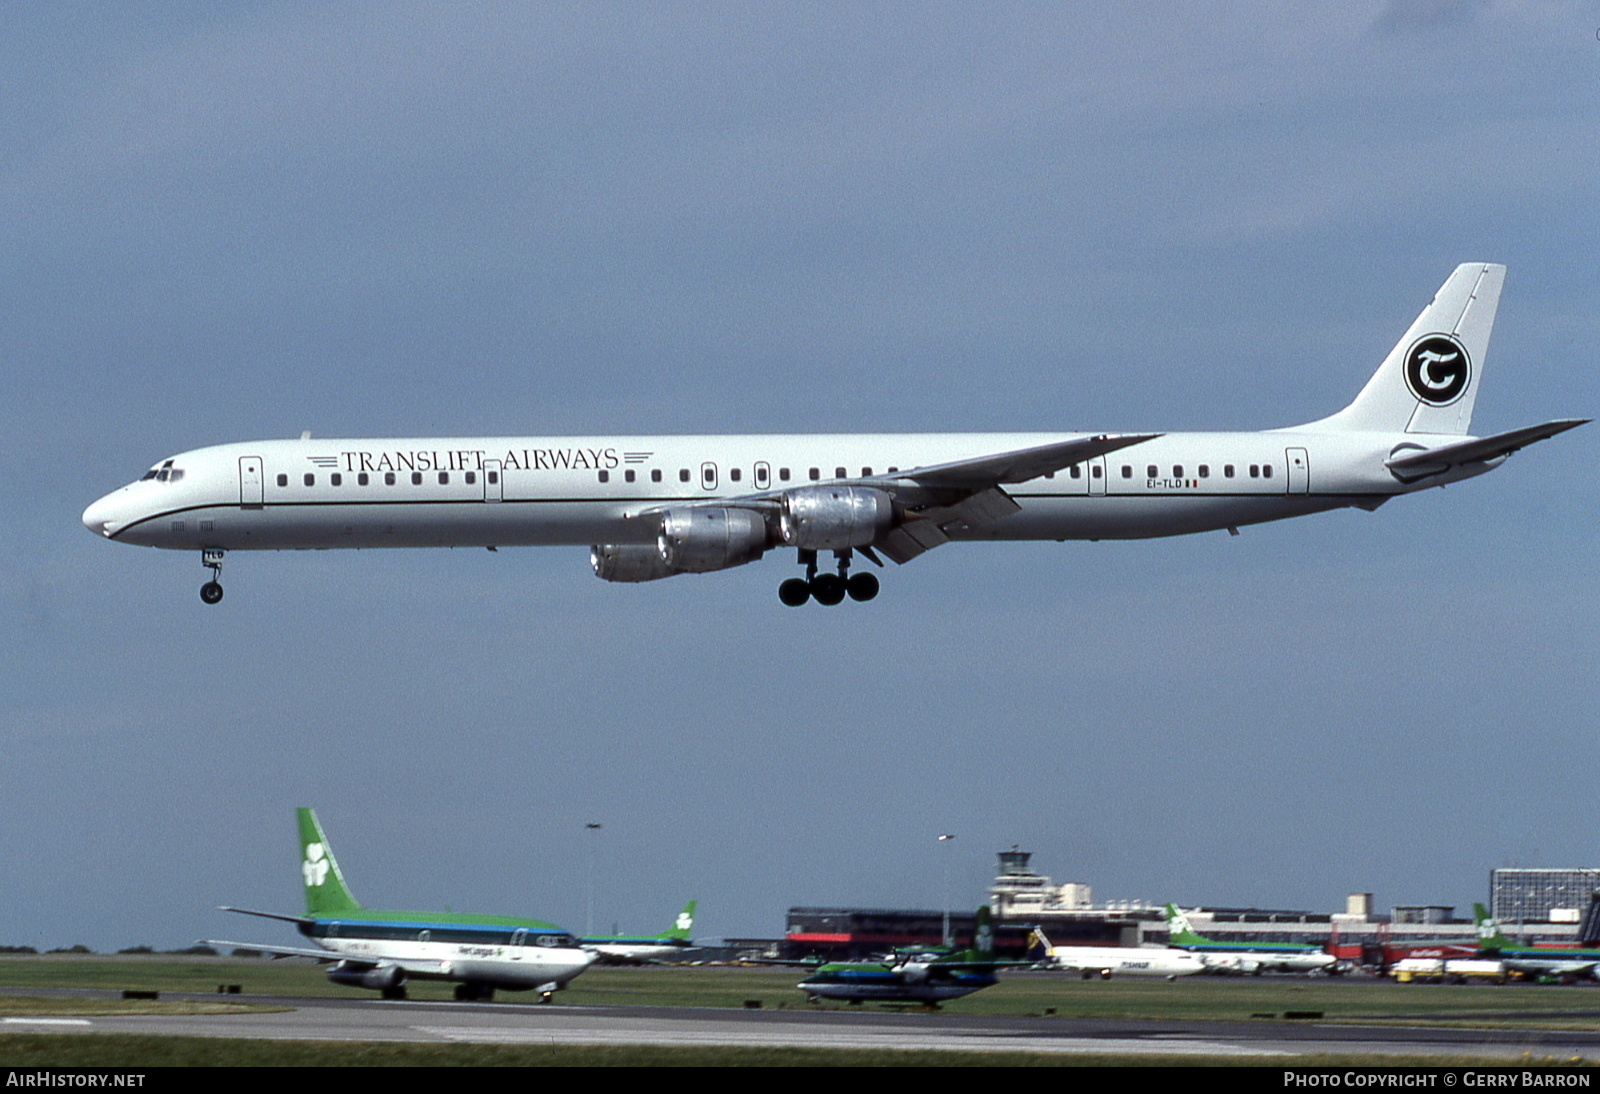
[581,900,698,963]
[1163,904,1338,975]
[207,808,595,1002]
[84,263,1584,606]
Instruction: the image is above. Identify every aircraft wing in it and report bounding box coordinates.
[1386,419,1588,481]
[653,432,1161,566]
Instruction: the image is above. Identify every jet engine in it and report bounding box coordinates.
[590,544,675,583]
[779,486,894,551]
[898,962,931,984]
[327,962,406,992]
[591,507,769,583]
[656,508,769,573]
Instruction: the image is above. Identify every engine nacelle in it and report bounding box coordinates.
[898,962,931,984]
[591,544,676,583]
[656,508,770,573]
[780,486,894,551]
[327,963,406,991]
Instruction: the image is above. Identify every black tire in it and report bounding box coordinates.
[811,573,846,606]
[846,572,879,602]
[200,581,224,605]
[778,578,811,607]
[381,986,408,1001]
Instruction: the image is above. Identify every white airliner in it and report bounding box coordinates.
[82,264,1584,605]
[1029,929,1207,980]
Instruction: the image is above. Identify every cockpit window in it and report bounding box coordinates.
[143,460,183,484]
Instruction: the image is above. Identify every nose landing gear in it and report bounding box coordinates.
[200,549,225,605]
[777,549,881,607]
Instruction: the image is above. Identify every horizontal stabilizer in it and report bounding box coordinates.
[201,939,343,962]
[219,905,314,925]
[1386,418,1588,480]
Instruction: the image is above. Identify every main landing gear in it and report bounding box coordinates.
[778,549,880,607]
[199,549,225,605]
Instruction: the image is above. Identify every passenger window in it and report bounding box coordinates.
[1092,465,1102,478]
[276,474,288,487]
[385,472,396,485]
[1147,465,1158,478]
[411,472,423,485]
[305,473,315,486]
[679,469,690,483]
[809,468,820,481]
[331,473,342,486]
[651,469,661,483]
[598,470,609,483]
[1198,466,1208,478]
[438,472,449,484]
[1249,465,1259,478]
[729,468,741,482]
[835,466,846,478]
[1044,470,1054,479]
[1070,466,1081,479]
[1263,464,1273,478]
[861,467,871,477]
[1224,465,1235,478]
[1172,465,1183,478]
[465,471,475,485]
[780,468,791,481]
[358,472,369,486]
[488,471,498,484]
[621,469,633,483]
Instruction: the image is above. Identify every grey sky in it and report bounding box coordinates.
[2,2,1596,949]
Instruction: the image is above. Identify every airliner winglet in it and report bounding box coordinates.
[82,263,1584,606]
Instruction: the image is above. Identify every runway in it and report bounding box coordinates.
[6,990,1600,1060]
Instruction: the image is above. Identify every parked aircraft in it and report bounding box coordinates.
[1472,904,1600,982]
[206,808,594,1002]
[1028,928,1206,979]
[82,264,1585,606]
[581,900,697,963]
[795,906,1010,1005]
[1163,904,1339,974]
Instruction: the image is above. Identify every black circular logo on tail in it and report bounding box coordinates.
[1403,334,1471,406]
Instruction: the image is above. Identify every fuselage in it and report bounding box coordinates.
[798,960,998,1002]
[299,909,595,991]
[82,428,1490,553]
[1044,946,1207,978]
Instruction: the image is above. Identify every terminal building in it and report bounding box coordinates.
[776,850,1600,963]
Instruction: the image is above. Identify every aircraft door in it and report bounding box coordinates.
[701,462,718,491]
[1087,456,1107,497]
[510,929,527,959]
[238,456,264,507]
[1286,448,1309,494]
[483,460,503,502]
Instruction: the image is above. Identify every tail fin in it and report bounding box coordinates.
[661,900,696,941]
[297,808,362,916]
[1473,902,1511,951]
[1164,903,1207,946]
[959,906,995,961]
[1313,263,1504,436]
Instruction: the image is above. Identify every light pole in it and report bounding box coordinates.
[938,833,956,946]
[585,823,602,937]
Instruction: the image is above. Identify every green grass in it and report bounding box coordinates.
[0,1035,1587,1068]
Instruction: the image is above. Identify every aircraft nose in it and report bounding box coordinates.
[82,492,123,537]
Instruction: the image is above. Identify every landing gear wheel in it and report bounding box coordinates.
[811,573,846,606]
[778,578,811,607]
[381,986,408,1001]
[846,572,879,602]
[200,581,224,605]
